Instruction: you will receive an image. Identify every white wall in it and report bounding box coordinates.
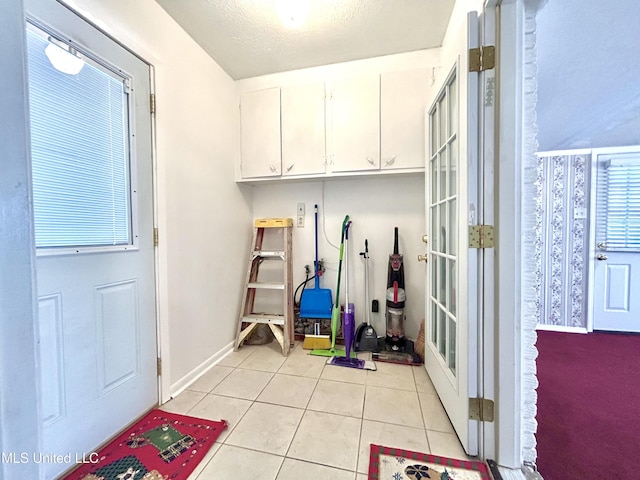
[58,0,253,396]
[252,176,426,340]
[536,0,640,150]
[0,1,41,477]
[238,50,439,340]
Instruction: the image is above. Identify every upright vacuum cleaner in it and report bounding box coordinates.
[385,227,406,350]
[355,239,379,352]
[372,227,421,364]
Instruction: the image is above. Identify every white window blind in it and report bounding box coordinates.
[596,157,640,251]
[26,27,132,250]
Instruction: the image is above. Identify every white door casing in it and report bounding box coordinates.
[591,147,640,332]
[478,4,497,462]
[424,11,480,456]
[26,1,157,478]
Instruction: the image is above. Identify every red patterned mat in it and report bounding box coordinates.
[368,444,492,480]
[63,409,227,480]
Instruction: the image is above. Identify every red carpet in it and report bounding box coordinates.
[536,331,640,479]
[63,409,227,480]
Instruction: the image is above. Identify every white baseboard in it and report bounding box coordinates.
[168,340,235,399]
[536,324,588,334]
[499,466,528,479]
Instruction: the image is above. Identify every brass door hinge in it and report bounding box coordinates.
[469,46,495,72]
[469,225,494,248]
[153,227,159,247]
[150,93,156,114]
[469,397,495,422]
[156,357,162,376]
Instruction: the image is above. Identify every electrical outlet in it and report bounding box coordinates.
[297,203,305,227]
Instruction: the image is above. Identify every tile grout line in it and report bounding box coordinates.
[412,365,433,453]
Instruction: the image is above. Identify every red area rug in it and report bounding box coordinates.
[536,331,640,479]
[368,444,491,480]
[63,409,227,480]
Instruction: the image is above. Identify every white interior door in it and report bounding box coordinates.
[592,147,640,332]
[26,1,157,478]
[423,11,480,456]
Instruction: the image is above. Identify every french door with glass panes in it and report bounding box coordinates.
[423,11,480,456]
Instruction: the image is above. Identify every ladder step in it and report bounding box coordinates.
[254,218,294,228]
[242,314,285,325]
[253,250,286,258]
[248,282,285,290]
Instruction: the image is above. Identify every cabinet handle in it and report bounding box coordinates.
[269,164,277,173]
[384,155,397,167]
[286,163,294,172]
[367,156,375,165]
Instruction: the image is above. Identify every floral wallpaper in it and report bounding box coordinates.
[535,152,591,328]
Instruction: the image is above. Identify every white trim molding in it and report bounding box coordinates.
[536,324,588,334]
[168,341,234,399]
[521,0,541,468]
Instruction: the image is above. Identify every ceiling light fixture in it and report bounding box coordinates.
[274,0,310,28]
[44,38,85,75]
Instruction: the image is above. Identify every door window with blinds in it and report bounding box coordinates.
[26,22,137,253]
[595,153,640,251]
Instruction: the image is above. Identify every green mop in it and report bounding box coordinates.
[310,215,353,358]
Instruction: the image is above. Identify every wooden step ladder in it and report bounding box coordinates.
[234,218,294,356]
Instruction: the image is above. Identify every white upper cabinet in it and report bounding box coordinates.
[240,88,281,178]
[281,82,326,176]
[380,68,429,170]
[328,74,380,173]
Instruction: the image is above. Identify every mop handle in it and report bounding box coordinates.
[334,215,350,309]
[364,239,370,326]
[360,239,370,326]
[344,221,352,305]
[314,204,320,288]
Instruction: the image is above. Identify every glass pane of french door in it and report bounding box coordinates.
[428,69,458,375]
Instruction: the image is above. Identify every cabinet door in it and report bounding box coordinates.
[281,82,326,176]
[329,75,380,172]
[240,88,281,178]
[381,68,430,170]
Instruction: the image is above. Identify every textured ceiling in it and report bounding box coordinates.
[154,0,455,79]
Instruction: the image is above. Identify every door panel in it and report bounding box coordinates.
[281,82,326,176]
[25,1,157,478]
[423,11,479,456]
[593,148,640,332]
[240,87,282,178]
[329,74,380,172]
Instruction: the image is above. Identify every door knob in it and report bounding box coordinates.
[597,242,607,250]
[597,253,608,261]
[417,255,428,262]
[422,235,429,244]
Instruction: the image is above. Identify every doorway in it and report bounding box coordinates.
[25,1,157,478]
[526,0,640,475]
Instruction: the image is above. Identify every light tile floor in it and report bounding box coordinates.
[161,341,469,480]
